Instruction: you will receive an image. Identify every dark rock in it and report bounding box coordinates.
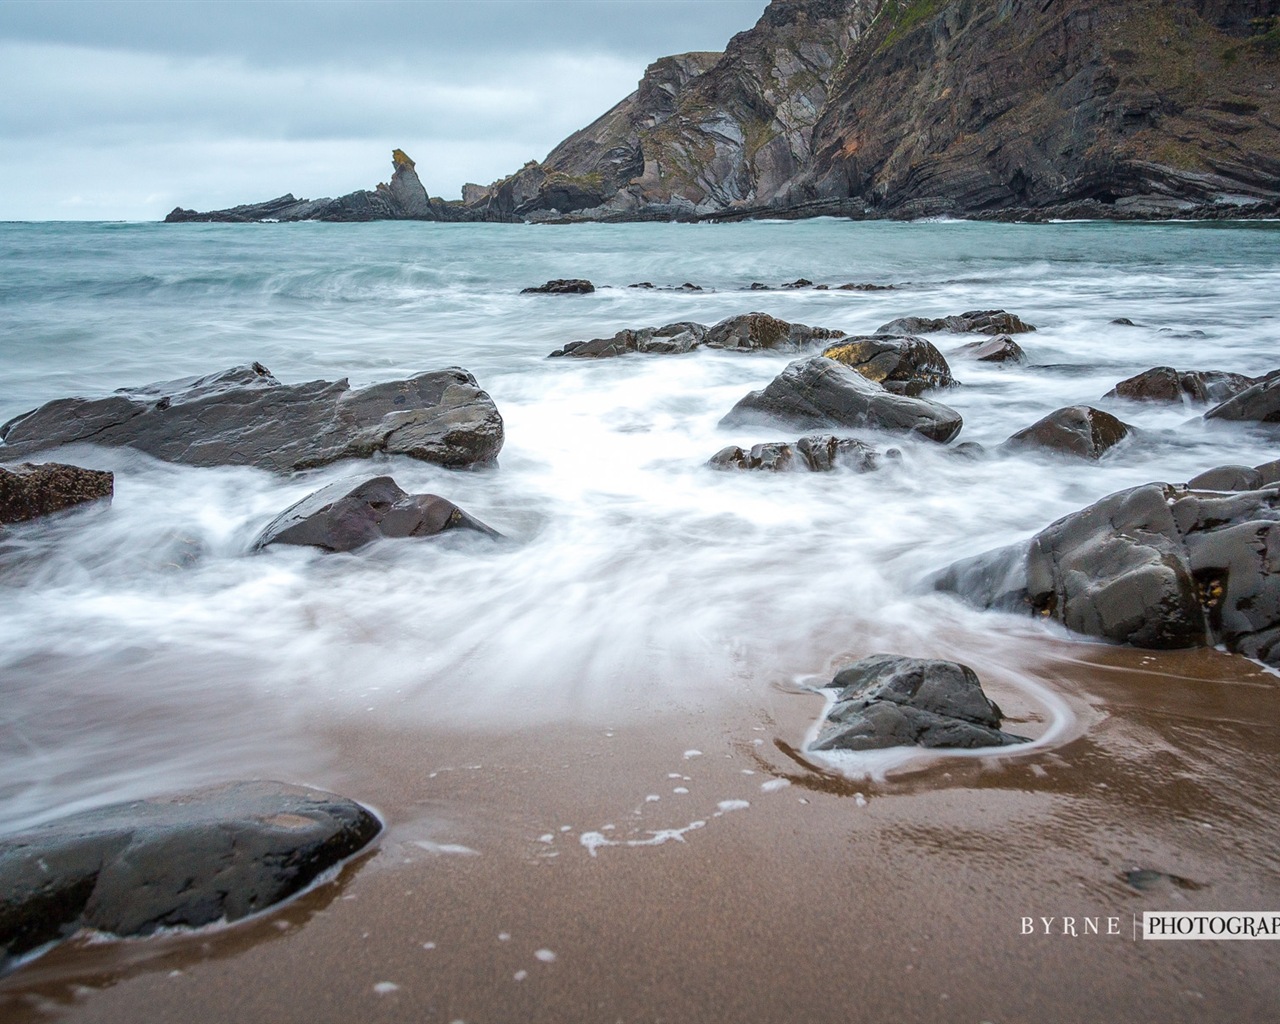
[255,476,499,553]
[782,278,813,288]
[0,364,503,473]
[521,279,595,295]
[809,654,1028,752]
[549,321,707,358]
[703,312,844,352]
[876,310,1035,336]
[749,282,771,290]
[1003,406,1131,459]
[821,335,956,396]
[677,282,703,291]
[629,282,655,289]
[0,462,113,525]
[719,356,963,443]
[0,781,380,971]
[945,441,988,460]
[1205,375,1280,423]
[708,434,879,473]
[1187,465,1265,492]
[838,283,895,291]
[1111,318,1139,327]
[1107,366,1255,404]
[952,335,1027,365]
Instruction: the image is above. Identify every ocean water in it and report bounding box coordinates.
[1,218,1278,833]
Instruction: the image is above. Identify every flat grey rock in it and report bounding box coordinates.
[877,310,1035,336]
[708,434,881,473]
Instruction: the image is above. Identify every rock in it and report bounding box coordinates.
[1204,375,1280,423]
[0,363,503,473]
[952,335,1027,364]
[521,279,595,294]
[876,310,1036,336]
[1002,406,1131,459]
[703,312,844,352]
[720,357,963,443]
[782,278,813,288]
[837,283,895,291]
[549,321,707,358]
[809,655,1028,752]
[1187,465,1265,492]
[935,483,1280,664]
[1111,318,1138,327]
[1256,458,1280,486]
[708,434,879,473]
[0,781,380,971]
[0,462,113,525]
[821,335,956,396]
[254,476,499,553]
[1106,366,1256,404]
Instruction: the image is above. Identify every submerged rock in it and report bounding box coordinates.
[934,483,1280,665]
[1003,406,1131,459]
[521,279,595,294]
[1204,375,1280,423]
[0,363,504,473]
[1106,366,1255,404]
[719,357,963,443]
[0,462,113,525]
[703,312,844,352]
[810,655,1028,752]
[821,335,956,396]
[0,781,380,971]
[952,335,1027,365]
[255,476,499,553]
[877,310,1035,336]
[549,321,707,358]
[708,434,880,473]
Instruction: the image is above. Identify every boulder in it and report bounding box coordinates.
[952,335,1027,364]
[254,476,499,553]
[703,313,844,352]
[821,335,956,396]
[1106,366,1255,404]
[1186,465,1265,492]
[0,363,504,473]
[549,321,707,358]
[877,310,1035,336]
[0,781,380,971]
[0,462,113,525]
[719,357,963,443]
[809,655,1028,752]
[934,483,1280,664]
[1257,458,1280,486]
[1002,406,1131,459]
[521,279,595,294]
[708,434,880,473]
[1204,375,1280,423]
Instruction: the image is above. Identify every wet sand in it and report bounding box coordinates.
[3,636,1278,1023]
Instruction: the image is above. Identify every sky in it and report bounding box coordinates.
[0,0,767,220]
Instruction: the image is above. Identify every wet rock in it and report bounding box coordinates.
[782,278,813,288]
[1256,458,1280,486]
[1106,366,1255,404]
[719,356,963,443]
[521,279,595,294]
[708,434,879,473]
[703,312,844,352]
[809,655,1028,752]
[549,321,707,358]
[0,781,380,971]
[821,335,955,396]
[877,310,1035,336]
[952,335,1027,365]
[1187,465,1265,492]
[1002,406,1131,459]
[0,462,113,525]
[254,476,499,553]
[1111,318,1138,327]
[837,283,895,291]
[1204,375,1280,423]
[0,364,503,473]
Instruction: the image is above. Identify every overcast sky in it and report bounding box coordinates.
[0,0,766,220]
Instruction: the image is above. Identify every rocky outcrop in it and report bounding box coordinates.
[1106,366,1256,403]
[1003,406,1132,459]
[550,322,707,358]
[704,312,844,351]
[877,310,1036,336]
[719,355,963,442]
[1187,464,1265,490]
[255,476,499,553]
[708,433,881,472]
[821,335,955,395]
[953,335,1028,364]
[934,481,1280,664]
[809,654,1028,751]
[0,363,504,473]
[522,279,595,294]
[165,150,460,223]
[0,781,380,971]
[0,463,113,525]
[1204,373,1280,422]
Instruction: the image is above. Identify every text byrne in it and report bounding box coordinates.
[1022,917,1121,936]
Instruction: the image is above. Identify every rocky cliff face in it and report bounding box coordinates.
[469,0,1280,221]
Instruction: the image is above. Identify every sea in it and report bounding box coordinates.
[2,217,1279,835]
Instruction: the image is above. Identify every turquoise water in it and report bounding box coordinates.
[1,218,1278,830]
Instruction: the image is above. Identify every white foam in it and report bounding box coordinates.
[717,799,750,812]
[534,949,557,963]
[760,779,790,792]
[373,982,400,995]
